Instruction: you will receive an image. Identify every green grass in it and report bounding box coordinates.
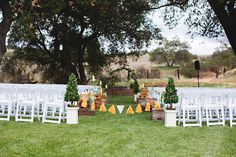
[1,96,236,157]
[115,78,236,88]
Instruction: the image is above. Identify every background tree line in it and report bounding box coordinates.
[1,0,236,84]
[149,37,236,78]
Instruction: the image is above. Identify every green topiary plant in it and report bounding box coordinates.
[130,80,140,94]
[163,78,178,109]
[64,73,80,106]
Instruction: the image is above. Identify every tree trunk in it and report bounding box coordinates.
[77,50,87,85]
[0,0,13,53]
[208,0,236,55]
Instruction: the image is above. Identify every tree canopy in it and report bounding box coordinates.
[149,37,193,66]
[6,0,161,84]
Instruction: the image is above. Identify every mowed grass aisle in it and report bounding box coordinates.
[1,96,236,157]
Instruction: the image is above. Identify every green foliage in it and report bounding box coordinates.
[175,50,197,66]
[211,47,236,71]
[149,37,190,67]
[64,73,80,104]
[8,0,161,84]
[164,78,178,109]
[179,62,196,78]
[130,80,140,94]
[197,47,236,75]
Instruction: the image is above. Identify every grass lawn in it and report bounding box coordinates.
[1,96,236,157]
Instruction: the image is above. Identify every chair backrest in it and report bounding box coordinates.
[35,87,45,102]
[44,88,65,103]
[17,87,36,103]
[0,86,12,103]
[226,92,236,107]
[181,91,202,107]
[203,91,224,107]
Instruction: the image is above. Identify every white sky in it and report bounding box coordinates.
[148,11,229,56]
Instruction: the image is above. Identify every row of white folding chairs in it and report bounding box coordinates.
[0,86,66,124]
[0,83,100,94]
[178,91,236,127]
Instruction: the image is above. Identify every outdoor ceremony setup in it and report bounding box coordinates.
[148,87,236,127]
[0,83,99,124]
[1,79,236,127]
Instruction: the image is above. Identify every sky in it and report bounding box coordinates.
[3,9,228,56]
[148,11,229,56]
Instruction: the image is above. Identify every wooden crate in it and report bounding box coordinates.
[151,109,164,121]
[79,108,95,116]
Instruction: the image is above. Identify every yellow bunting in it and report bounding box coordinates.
[99,103,106,112]
[145,102,151,112]
[81,100,87,108]
[126,105,134,115]
[108,105,116,115]
[90,102,95,111]
[136,104,142,113]
[154,102,161,110]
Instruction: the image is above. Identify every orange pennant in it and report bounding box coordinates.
[81,100,87,108]
[136,104,142,113]
[108,105,116,114]
[126,105,134,115]
[154,102,161,110]
[145,102,151,112]
[99,103,106,112]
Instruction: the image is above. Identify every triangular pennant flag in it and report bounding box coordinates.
[90,102,95,111]
[117,105,124,113]
[81,100,87,108]
[136,104,142,113]
[154,102,161,110]
[145,102,151,112]
[126,105,134,115]
[108,105,116,115]
[99,103,107,112]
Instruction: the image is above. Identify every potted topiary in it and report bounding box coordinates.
[163,78,179,127]
[130,79,140,102]
[64,73,80,124]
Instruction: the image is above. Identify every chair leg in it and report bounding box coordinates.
[206,108,209,126]
[31,105,35,123]
[230,108,232,127]
[37,103,40,121]
[199,108,202,127]
[42,104,46,123]
[222,107,225,126]
[183,109,186,127]
[15,104,19,121]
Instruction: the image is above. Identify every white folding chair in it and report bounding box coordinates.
[204,92,225,126]
[42,88,65,124]
[227,92,236,127]
[15,88,36,122]
[181,92,202,127]
[10,85,18,116]
[0,86,12,121]
[35,87,45,121]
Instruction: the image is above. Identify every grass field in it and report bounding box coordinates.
[1,96,236,157]
[116,78,236,88]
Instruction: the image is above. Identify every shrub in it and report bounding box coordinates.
[130,80,140,94]
[164,78,178,109]
[64,73,80,105]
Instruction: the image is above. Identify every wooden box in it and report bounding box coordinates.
[151,109,164,121]
[79,108,95,116]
